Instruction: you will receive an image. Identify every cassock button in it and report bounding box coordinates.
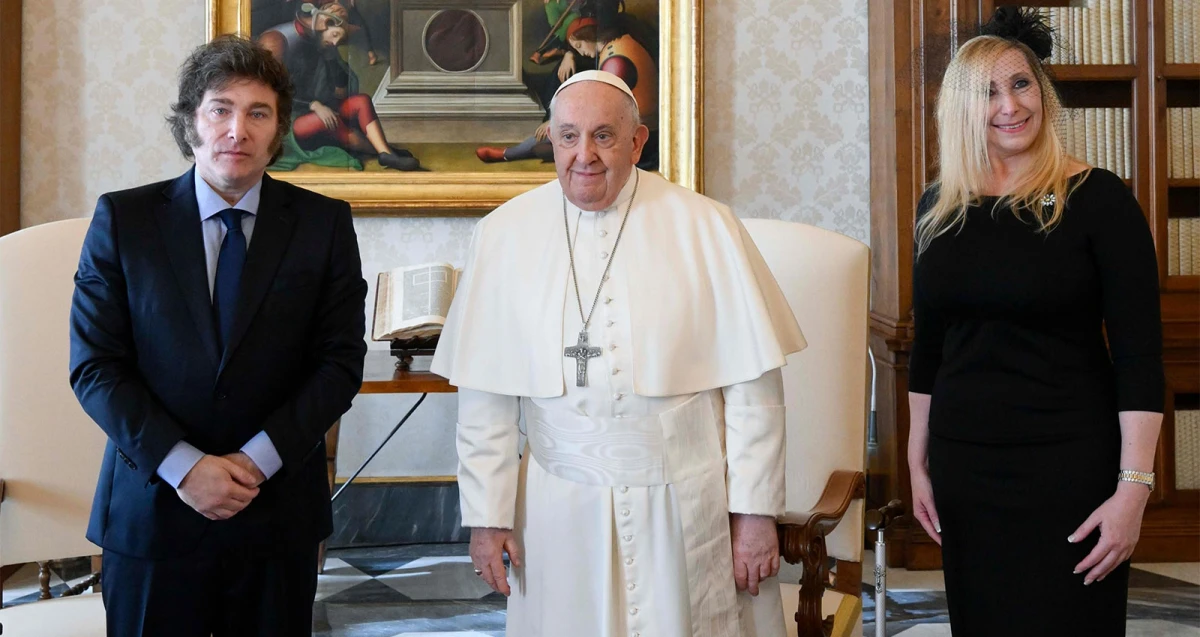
[609,344,618,351]
[606,320,615,327]
[627,583,637,591]
[604,296,613,304]
[630,607,638,616]
[600,251,609,259]
[612,368,620,375]
[619,486,629,493]
[623,534,633,542]
[621,508,630,517]
[625,557,634,565]
[614,393,625,401]
[599,229,608,237]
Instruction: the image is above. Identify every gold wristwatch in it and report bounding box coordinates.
[1118,469,1155,490]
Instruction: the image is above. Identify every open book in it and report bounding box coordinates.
[371,262,462,342]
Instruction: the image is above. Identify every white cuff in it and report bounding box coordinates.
[156,440,205,489]
[240,430,283,479]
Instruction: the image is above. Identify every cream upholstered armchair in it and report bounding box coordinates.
[741,219,870,637]
[0,219,107,635]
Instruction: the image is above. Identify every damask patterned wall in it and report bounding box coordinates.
[21,0,868,476]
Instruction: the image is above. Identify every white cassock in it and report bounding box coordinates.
[432,169,806,637]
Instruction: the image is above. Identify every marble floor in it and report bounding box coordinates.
[3,546,1197,636]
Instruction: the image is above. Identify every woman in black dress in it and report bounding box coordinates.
[907,9,1164,636]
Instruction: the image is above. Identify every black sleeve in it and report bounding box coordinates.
[909,187,946,395]
[1088,174,1165,413]
[69,195,187,484]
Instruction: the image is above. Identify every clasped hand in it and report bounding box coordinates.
[176,452,266,521]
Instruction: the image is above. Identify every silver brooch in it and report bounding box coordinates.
[1041,193,1056,208]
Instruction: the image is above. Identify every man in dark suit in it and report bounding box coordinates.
[69,35,367,635]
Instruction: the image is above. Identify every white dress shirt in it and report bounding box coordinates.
[154,171,283,488]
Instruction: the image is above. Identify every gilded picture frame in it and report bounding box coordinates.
[207,0,702,216]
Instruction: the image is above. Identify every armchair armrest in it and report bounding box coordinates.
[776,470,865,637]
[778,469,865,562]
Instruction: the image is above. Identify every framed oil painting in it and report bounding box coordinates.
[207,0,702,215]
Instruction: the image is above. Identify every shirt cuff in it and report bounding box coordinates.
[241,431,284,480]
[156,441,205,489]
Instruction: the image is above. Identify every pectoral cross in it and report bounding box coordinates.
[564,330,603,387]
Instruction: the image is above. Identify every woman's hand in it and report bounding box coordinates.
[910,466,942,546]
[1069,483,1149,585]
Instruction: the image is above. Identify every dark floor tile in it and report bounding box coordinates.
[318,579,412,605]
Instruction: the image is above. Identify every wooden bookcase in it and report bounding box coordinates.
[868,0,1200,569]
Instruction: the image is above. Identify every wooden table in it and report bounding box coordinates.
[319,351,457,571]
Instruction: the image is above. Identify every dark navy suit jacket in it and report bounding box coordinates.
[69,168,367,559]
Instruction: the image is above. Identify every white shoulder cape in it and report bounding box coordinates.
[431,170,805,398]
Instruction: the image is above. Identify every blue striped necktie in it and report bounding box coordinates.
[213,208,247,350]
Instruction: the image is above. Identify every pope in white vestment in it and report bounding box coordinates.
[432,71,806,637]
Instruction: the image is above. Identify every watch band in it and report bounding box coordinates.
[1118,469,1155,490]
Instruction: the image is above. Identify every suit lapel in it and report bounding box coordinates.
[158,168,221,367]
[218,173,297,375]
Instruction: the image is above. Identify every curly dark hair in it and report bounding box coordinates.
[167,35,294,164]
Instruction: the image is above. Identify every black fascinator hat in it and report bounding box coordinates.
[980,7,1057,63]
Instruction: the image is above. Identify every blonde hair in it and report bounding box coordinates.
[916,35,1089,256]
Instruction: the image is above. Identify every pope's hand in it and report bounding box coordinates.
[469,527,522,596]
[730,513,780,596]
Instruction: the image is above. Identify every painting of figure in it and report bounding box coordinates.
[247,0,660,173]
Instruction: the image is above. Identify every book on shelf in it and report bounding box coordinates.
[1121,0,1131,64]
[1180,219,1190,277]
[1171,0,1200,64]
[1195,0,1200,64]
[1086,108,1099,167]
[1170,218,1182,276]
[1191,219,1200,275]
[1097,0,1109,65]
[1118,107,1128,173]
[1115,108,1126,178]
[371,262,462,342]
[1073,5,1085,63]
[1088,1,1103,63]
[1104,108,1116,174]
[1193,110,1199,178]
[1055,0,1133,64]
[1186,109,1195,179]
[1170,109,1185,179]
[1067,107,1131,176]
[1187,0,1197,65]
[1169,109,1176,178]
[1161,0,1171,64]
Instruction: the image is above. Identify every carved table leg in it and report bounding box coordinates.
[319,418,342,574]
[91,555,103,593]
[38,560,52,600]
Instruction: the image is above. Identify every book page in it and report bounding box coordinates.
[372,262,458,340]
[396,263,456,324]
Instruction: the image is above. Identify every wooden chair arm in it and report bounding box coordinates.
[0,477,5,509]
[777,469,865,563]
[776,470,865,637]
